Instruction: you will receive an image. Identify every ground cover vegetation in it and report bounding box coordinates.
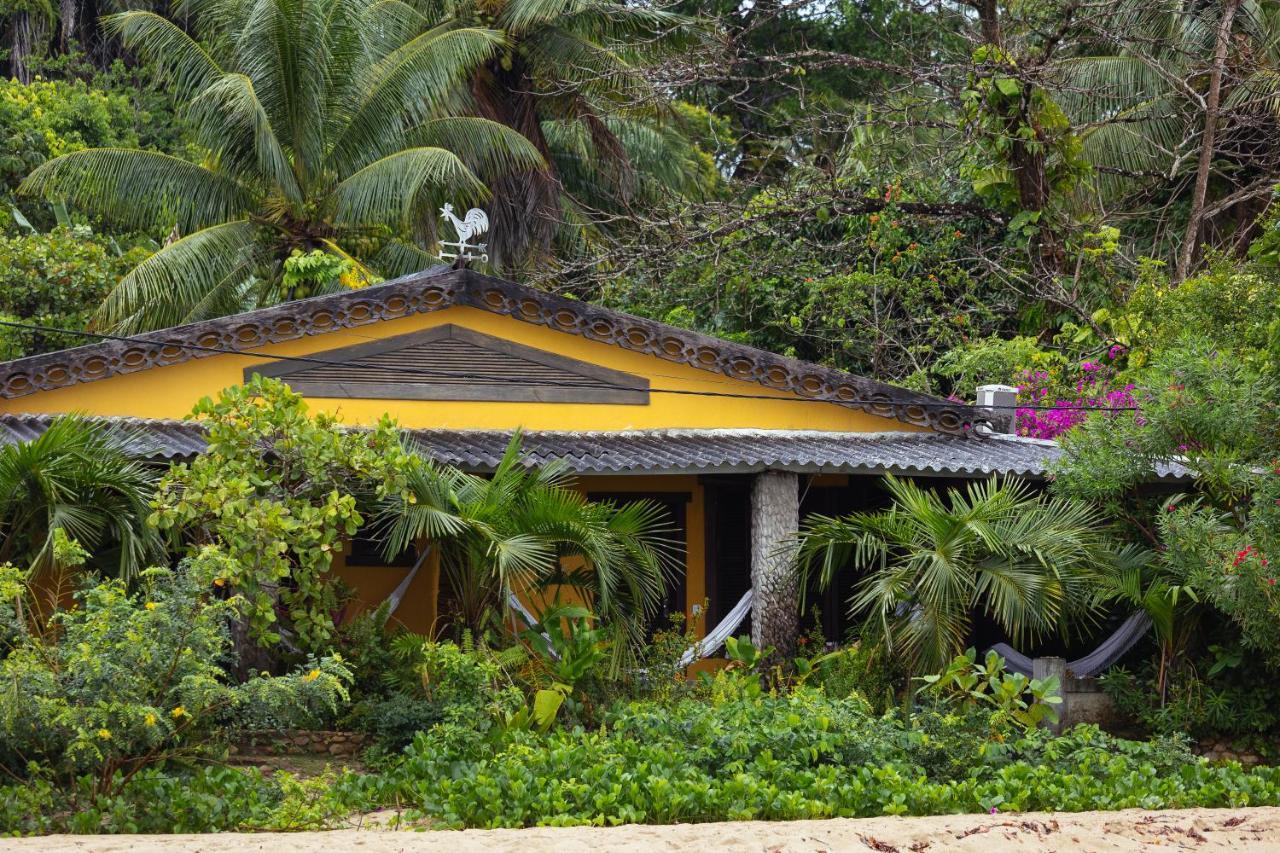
[3,0,1280,836]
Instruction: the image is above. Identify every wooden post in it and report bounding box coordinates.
[750,469,800,661]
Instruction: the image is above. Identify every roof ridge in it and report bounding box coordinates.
[0,267,996,435]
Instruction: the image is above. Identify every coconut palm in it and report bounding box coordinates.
[375,0,704,270]
[0,416,162,582]
[378,432,677,668]
[20,0,544,333]
[797,476,1112,674]
[1057,0,1280,270]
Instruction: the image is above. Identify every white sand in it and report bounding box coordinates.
[6,807,1280,852]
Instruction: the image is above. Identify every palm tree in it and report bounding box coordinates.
[797,476,1111,674]
[20,0,543,333]
[0,416,162,582]
[1057,0,1280,273]
[378,433,677,668]
[375,0,704,270]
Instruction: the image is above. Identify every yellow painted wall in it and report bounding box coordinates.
[334,541,440,636]
[2,306,922,434]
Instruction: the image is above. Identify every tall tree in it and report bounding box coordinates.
[20,0,543,333]
[377,0,702,271]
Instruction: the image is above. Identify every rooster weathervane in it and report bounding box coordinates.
[438,203,489,265]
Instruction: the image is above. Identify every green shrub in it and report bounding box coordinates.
[0,230,150,359]
[0,78,142,203]
[353,635,522,751]
[10,684,1280,833]
[807,641,900,713]
[918,648,1063,732]
[0,562,350,794]
[354,693,447,753]
[1101,650,1280,742]
[0,765,366,834]
[149,376,416,654]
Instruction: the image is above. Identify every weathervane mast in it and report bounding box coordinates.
[438,204,490,266]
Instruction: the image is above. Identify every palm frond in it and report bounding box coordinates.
[332,146,486,230]
[104,11,225,103]
[21,150,252,234]
[329,26,504,173]
[189,73,305,204]
[93,220,263,333]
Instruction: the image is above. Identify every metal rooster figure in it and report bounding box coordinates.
[438,203,490,265]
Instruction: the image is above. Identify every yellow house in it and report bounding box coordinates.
[0,267,1060,653]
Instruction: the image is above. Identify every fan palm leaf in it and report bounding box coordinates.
[377,432,674,667]
[0,417,163,583]
[799,475,1112,673]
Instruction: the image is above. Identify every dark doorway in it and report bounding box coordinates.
[587,490,689,634]
[701,476,753,640]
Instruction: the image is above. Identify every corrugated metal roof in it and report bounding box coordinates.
[0,414,1191,479]
[0,414,208,459]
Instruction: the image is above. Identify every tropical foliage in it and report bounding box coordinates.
[0,229,150,359]
[0,415,161,581]
[20,0,543,332]
[379,432,676,670]
[0,562,350,795]
[374,0,706,269]
[149,376,416,654]
[798,476,1112,672]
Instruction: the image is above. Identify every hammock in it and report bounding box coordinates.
[677,588,754,668]
[385,545,432,616]
[504,588,756,669]
[990,611,1152,678]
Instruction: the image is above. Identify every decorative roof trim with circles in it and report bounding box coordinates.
[0,268,993,435]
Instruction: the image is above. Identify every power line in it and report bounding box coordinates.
[0,318,1141,412]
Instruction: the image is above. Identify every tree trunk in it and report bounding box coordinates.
[59,0,79,52]
[11,12,35,84]
[749,469,800,662]
[1176,0,1242,282]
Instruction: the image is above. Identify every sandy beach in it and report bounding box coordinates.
[5,807,1280,852]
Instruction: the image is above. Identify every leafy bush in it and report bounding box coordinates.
[0,562,350,794]
[918,648,1062,732]
[0,764,365,834]
[149,376,416,653]
[1101,644,1280,742]
[0,230,150,359]
[806,640,901,713]
[9,677,1280,833]
[0,78,142,205]
[351,635,522,751]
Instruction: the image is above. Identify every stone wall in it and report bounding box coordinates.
[1195,737,1271,767]
[231,729,367,757]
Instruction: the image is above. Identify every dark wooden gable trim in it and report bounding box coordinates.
[244,324,650,404]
